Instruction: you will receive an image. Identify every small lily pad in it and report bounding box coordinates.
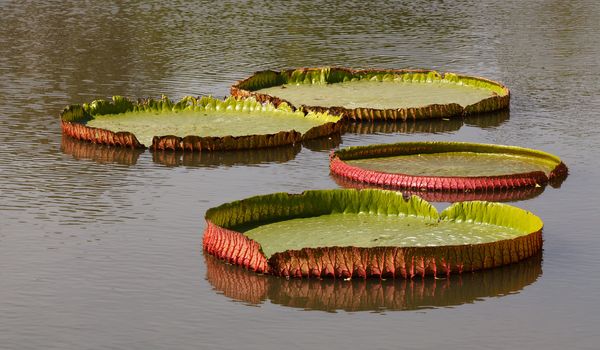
[330,142,568,193]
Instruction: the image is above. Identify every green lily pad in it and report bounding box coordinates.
[203,189,543,278]
[330,142,568,192]
[231,67,510,121]
[346,152,556,177]
[61,135,144,166]
[257,80,493,110]
[60,95,342,151]
[243,211,526,258]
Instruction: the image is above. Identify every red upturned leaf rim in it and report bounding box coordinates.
[329,141,568,193]
[59,95,343,152]
[330,172,546,203]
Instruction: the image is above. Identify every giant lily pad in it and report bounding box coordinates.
[60,95,342,151]
[203,189,543,279]
[330,142,568,193]
[231,67,510,121]
[205,253,542,312]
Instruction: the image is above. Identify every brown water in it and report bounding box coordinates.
[1,1,599,349]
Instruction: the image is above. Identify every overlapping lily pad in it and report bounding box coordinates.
[231,67,510,121]
[203,189,543,279]
[330,142,568,194]
[60,95,342,151]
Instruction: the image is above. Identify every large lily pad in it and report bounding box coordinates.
[330,142,568,193]
[203,189,543,279]
[343,109,509,135]
[60,95,342,151]
[231,67,510,121]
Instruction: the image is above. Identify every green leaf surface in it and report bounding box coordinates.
[205,189,542,258]
[61,95,341,147]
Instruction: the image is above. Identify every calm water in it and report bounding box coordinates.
[1,1,599,349]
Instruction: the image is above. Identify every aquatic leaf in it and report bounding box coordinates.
[330,141,568,194]
[203,189,543,278]
[231,67,510,121]
[60,95,342,150]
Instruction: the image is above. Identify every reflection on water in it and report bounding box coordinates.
[152,144,302,168]
[205,253,542,312]
[61,135,304,167]
[301,134,343,152]
[331,173,546,203]
[463,110,510,129]
[61,136,145,166]
[342,110,509,135]
[548,172,568,189]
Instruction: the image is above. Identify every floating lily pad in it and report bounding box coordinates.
[203,189,543,279]
[205,253,542,312]
[330,142,568,192]
[61,135,144,166]
[60,95,342,151]
[231,67,510,121]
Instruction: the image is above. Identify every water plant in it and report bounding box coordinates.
[203,189,543,279]
[231,67,510,121]
[60,95,342,151]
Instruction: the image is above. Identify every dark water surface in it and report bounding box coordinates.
[1,1,599,349]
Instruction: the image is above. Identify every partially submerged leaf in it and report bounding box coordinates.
[330,141,568,193]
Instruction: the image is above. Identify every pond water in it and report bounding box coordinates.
[1,1,599,349]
